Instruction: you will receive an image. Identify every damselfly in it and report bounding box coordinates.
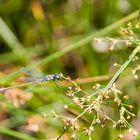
[0,73,62,92]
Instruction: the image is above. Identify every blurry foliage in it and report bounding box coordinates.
[0,0,140,140]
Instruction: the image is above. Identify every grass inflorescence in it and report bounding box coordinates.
[41,22,140,139]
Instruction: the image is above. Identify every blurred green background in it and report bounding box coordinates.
[0,0,140,140]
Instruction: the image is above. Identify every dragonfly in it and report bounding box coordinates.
[0,73,62,92]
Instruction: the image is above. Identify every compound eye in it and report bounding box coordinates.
[54,74,60,80]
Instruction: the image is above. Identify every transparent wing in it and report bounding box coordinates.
[19,77,43,82]
[23,82,39,94]
[21,67,45,78]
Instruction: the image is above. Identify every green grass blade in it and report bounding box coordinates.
[0,17,30,64]
[0,127,38,140]
[28,10,140,68]
[0,10,139,84]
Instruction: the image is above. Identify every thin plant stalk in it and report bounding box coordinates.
[0,10,139,85]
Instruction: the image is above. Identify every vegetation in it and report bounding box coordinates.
[0,0,140,140]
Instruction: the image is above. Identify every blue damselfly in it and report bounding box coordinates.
[0,73,62,92]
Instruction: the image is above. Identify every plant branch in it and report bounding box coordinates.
[104,46,140,92]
